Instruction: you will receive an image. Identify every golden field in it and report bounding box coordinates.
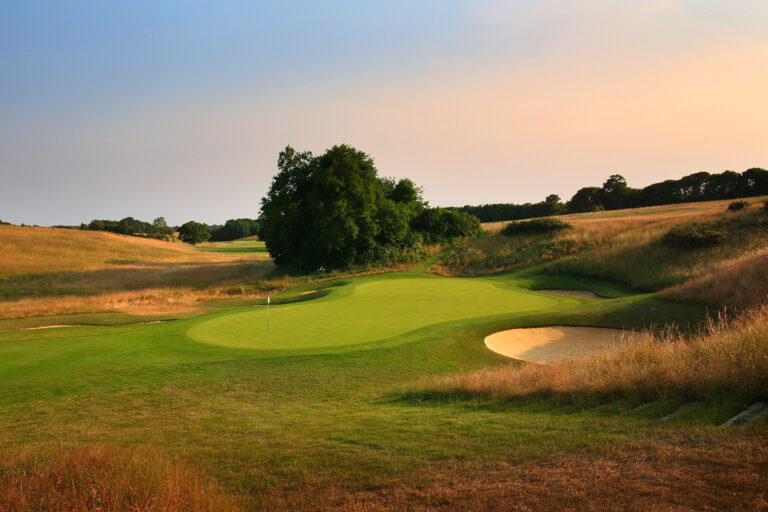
[0,225,274,320]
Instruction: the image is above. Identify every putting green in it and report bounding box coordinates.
[187,277,558,350]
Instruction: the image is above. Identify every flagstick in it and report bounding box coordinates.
[266,294,270,332]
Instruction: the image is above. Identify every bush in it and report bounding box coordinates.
[411,208,482,243]
[728,200,749,211]
[178,221,211,245]
[661,223,726,249]
[501,217,571,236]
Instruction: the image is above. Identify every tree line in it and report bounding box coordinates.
[449,168,768,222]
[80,216,260,245]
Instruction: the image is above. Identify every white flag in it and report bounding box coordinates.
[267,295,270,305]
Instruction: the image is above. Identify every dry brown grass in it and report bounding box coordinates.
[0,225,278,319]
[3,439,766,511]
[663,249,768,309]
[425,306,768,402]
[551,206,768,291]
[0,444,241,512]
[480,196,766,233]
[249,437,768,511]
[432,215,664,277]
[0,225,228,278]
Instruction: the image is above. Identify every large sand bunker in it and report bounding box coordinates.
[484,326,642,363]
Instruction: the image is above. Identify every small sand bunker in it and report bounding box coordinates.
[484,326,642,363]
[23,324,86,330]
[538,289,605,300]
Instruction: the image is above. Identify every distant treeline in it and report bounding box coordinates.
[81,215,261,244]
[82,217,173,239]
[209,218,260,241]
[449,168,768,222]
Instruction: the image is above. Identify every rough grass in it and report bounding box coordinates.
[284,438,768,511]
[431,216,647,276]
[550,207,768,292]
[663,249,768,309]
[0,225,221,278]
[423,306,768,403]
[0,445,240,512]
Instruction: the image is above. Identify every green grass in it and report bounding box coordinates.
[195,239,268,254]
[0,264,758,508]
[188,276,557,349]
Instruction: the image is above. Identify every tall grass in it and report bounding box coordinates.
[423,306,768,402]
[430,217,646,276]
[550,209,768,291]
[0,444,240,512]
[663,249,768,309]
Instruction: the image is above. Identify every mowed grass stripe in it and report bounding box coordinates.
[187,277,558,349]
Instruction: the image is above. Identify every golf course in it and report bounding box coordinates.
[3,3,768,506]
[2,212,767,510]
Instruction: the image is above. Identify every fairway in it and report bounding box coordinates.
[187,277,558,349]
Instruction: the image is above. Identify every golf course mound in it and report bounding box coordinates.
[187,277,558,350]
[539,289,605,300]
[484,326,642,363]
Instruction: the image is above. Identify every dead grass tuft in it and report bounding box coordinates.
[0,444,241,512]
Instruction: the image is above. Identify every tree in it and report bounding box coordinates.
[600,174,638,210]
[178,221,210,245]
[88,219,105,231]
[151,217,172,239]
[741,168,768,196]
[567,187,603,213]
[259,145,427,272]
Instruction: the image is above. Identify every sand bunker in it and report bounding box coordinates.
[484,326,642,363]
[23,324,86,330]
[538,289,605,300]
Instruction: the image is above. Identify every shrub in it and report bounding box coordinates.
[178,221,211,245]
[661,223,726,249]
[728,200,749,211]
[411,208,482,243]
[501,217,571,236]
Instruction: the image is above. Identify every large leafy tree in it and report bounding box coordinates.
[260,145,427,272]
[178,221,211,245]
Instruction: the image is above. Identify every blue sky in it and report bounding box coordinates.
[2,1,767,225]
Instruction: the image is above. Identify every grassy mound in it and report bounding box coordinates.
[501,218,571,235]
[661,223,726,249]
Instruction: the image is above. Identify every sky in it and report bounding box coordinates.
[1,1,767,226]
